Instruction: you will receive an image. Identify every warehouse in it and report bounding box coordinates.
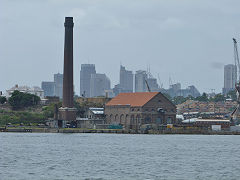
[105,92,176,130]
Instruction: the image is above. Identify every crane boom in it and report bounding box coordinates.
[233,38,240,83]
[145,79,151,92]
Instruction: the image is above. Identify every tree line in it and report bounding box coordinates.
[164,90,237,105]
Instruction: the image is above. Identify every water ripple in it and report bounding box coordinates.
[0,133,240,179]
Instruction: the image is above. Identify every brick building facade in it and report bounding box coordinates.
[105,92,176,129]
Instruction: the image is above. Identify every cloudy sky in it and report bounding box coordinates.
[1,0,240,95]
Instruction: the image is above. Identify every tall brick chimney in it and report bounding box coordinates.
[59,17,77,126]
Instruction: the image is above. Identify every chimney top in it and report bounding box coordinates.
[64,17,74,27]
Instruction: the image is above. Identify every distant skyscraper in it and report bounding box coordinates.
[90,73,111,97]
[223,64,237,94]
[146,77,159,92]
[168,83,181,97]
[135,70,147,92]
[166,83,200,98]
[41,82,55,97]
[54,73,63,98]
[80,64,96,97]
[120,65,133,92]
[184,85,201,97]
[113,84,123,96]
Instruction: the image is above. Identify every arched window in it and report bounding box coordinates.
[120,114,124,124]
[136,115,141,125]
[130,115,134,128]
[109,114,113,123]
[115,114,119,122]
[125,114,129,126]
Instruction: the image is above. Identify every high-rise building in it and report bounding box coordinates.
[166,83,200,98]
[146,78,159,92]
[90,73,111,97]
[80,64,96,97]
[120,65,133,92]
[223,64,237,94]
[135,70,147,92]
[168,83,181,97]
[181,85,200,98]
[113,84,123,96]
[54,73,63,98]
[41,82,55,97]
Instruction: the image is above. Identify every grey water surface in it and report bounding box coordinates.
[0,133,240,180]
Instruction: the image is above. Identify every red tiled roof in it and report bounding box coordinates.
[106,92,159,107]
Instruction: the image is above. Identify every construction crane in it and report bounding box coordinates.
[231,38,240,124]
[233,38,240,82]
[145,79,151,92]
[157,74,163,89]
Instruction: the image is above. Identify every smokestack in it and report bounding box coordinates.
[59,17,77,125]
[62,17,74,108]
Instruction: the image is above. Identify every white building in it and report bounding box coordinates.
[6,85,44,99]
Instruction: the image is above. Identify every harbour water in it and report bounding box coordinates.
[1,133,240,179]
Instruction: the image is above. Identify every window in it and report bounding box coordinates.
[156,117,162,124]
[167,117,172,124]
[132,108,134,111]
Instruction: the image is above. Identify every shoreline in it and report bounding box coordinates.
[1,127,240,135]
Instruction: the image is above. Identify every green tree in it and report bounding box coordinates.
[172,96,186,105]
[211,93,225,102]
[8,90,40,110]
[195,92,208,102]
[0,96,6,104]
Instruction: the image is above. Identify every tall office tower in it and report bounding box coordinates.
[168,83,181,97]
[54,73,63,98]
[41,81,55,97]
[119,65,133,92]
[135,70,147,92]
[90,73,111,97]
[146,77,159,92]
[222,64,237,94]
[80,64,96,97]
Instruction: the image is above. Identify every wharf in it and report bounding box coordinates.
[1,127,240,135]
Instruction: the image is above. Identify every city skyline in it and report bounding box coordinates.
[1,0,240,94]
[0,63,235,97]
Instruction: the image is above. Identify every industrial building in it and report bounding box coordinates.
[105,92,176,130]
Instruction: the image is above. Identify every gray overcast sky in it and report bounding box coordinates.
[1,0,240,95]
